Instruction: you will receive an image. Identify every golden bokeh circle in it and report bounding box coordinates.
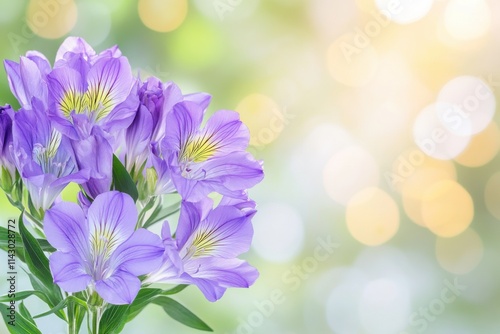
[138,0,188,33]
[421,180,474,237]
[346,187,399,246]
[454,122,500,167]
[235,94,283,147]
[26,0,78,39]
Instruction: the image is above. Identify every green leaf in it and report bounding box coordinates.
[126,288,163,322]
[18,301,35,325]
[99,304,129,334]
[18,213,65,321]
[0,302,42,334]
[152,297,213,332]
[0,290,46,303]
[162,284,188,296]
[112,155,138,202]
[33,296,87,319]
[0,226,56,256]
[142,201,181,229]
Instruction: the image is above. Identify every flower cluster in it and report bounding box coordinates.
[0,37,263,333]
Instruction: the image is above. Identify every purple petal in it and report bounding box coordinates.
[184,258,259,302]
[55,36,96,63]
[87,191,138,254]
[25,51,51,75]
[49,251,92,293]
[125,105,153,170]
[95,270,141,305]
[85,57,134,123]
[47,67,85,120]
[144,222,184,284]
[44,201,89,257]
[108,228,164,276]
[183,92,211,111]
[101,81,139,136]
[19,57,47,107]
[72,134,112,198]
[163,101,204,152]
[4,60,27,108]
[175,199,213,250]
[200,152,264,191]
[183,205,253,259]
[201,110,250,155]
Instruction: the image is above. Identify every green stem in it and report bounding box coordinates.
[90,307,102,334]
[88,291,104,334]
[67,296,76,334]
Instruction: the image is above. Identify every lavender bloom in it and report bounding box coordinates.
[161,101,264,201]
[44,191,164,305]
[12,102,89,210]
[122,78,210,196]
[4,51,51,110]
[46,37,139,140]
[0,105,16,190]
[71,132,113,199]
[146,200,259,302]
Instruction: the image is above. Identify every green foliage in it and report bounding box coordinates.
[18,213,65,321]
[152,297,213,332]
[112,155,139,202]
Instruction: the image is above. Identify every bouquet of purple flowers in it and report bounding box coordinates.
[0,37,264,334]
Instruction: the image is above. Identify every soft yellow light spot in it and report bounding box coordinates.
[435,228,483,275]
[391,148,456,193]
[375,0,434,24]
[444,0,491,41]
[169,17,223,70]
[398,154,456,227]
[236,94,282,147]
[485,172,500,220]
[355,0,376,12]
[455,122,500,167]
[323,146,380,206]
[421,180,473,237]
[327,33,379,87]
[138,0,187,33]
[402,167,456,228]
[346,187,399,246]
[27,0,78,39]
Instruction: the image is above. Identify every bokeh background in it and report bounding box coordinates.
[1,0,500,333]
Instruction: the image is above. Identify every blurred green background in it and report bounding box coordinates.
[1,0,500,333]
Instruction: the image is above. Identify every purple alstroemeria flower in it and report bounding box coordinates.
[44,191,164,305]
[46,37,139,140]
[146,199,259,302]
[71,131,113,199]
[4,51,51,110]
[11,102,89,210]
[0,105,16,188]
[160,101,264,202]
[122,77,210,176]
